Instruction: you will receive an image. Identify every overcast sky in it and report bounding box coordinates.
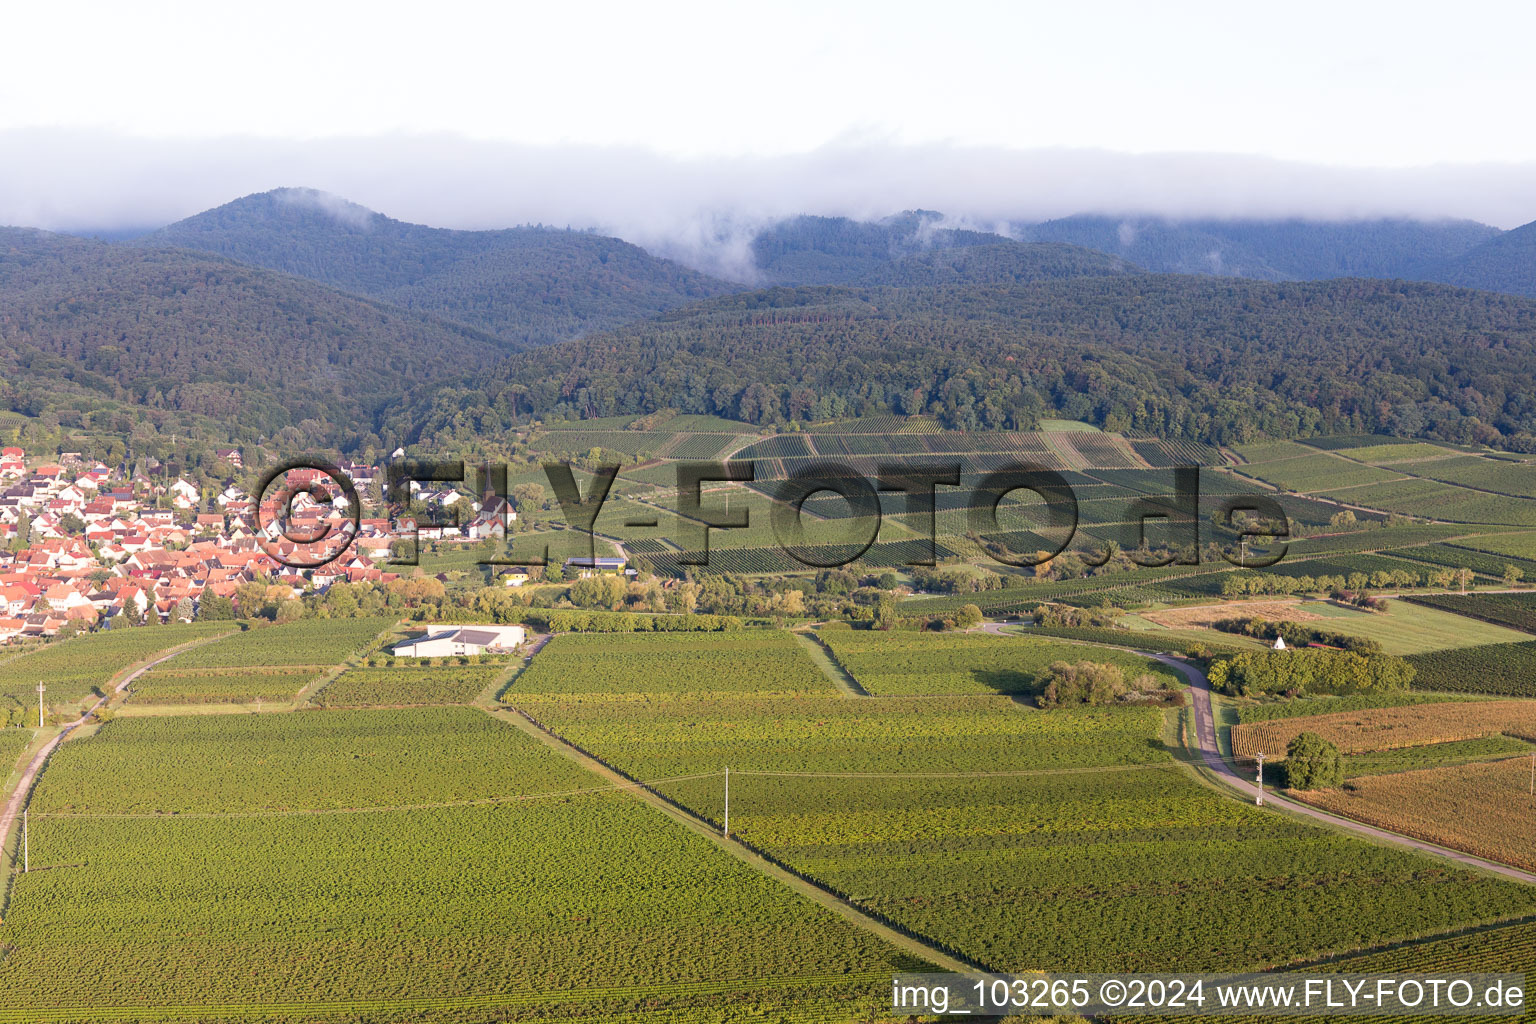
[4,0,1535,244]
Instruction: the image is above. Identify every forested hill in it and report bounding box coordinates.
[138,189,741,346]
[395,275,1536,451]
[1011,215,1500,282]
[0,227,513,452]
[749,212,1020,285]
[1411,219,1536,298]
[855,242,1138,287]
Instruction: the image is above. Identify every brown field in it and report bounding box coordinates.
[1232,700,1536,760]
[1142,600,1322,629]
[1297,758,1536,872]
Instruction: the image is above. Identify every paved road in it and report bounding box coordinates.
[0,644,195,860]
[984,622,1536,885]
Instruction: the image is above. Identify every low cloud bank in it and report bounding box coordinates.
[5,128,1534,278]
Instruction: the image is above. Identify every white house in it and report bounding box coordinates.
[391,623,526,658]
[168,478,200,509]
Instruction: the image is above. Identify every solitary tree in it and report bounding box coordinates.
[952,604,983,630]
[1283,732,1344,790]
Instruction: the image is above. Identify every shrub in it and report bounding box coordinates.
[1283,732,1344,790]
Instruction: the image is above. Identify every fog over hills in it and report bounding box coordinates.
[122,188,1536,300]
[139,189,742,347]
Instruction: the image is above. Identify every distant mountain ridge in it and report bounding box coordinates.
[138,189,741,346]
[748,210,1536,298]
[1011,215,1501,282]
[1409,220,1536,298]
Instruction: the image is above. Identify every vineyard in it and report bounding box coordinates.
[1235,691,1475,724]
[1462,532,1536,560]
[1397,454,1536,497]
[3,706,910,1019]
[1297,758,1536,872]
[1407,641,1536,697]
[1182,919,1536,1024]
[1231,700,1536,760]
[1237,454,1402,492]
[0,726,29,772]
[0,622,238,704]
[1326,479,1536,526]
[508,631,838,698]
[31,707,585,814]
[1299,434,1422,451]
[1406,592,1536,633]
[175,618,393,669]
[1393,542,1536,579]
[1337,442,1461,463]
[521,691,1536,973]
[1129,437,1223,467]
[817,629,1178,696]
[129,667,318,704]
[1340,736,1534,776]
[314,666,501,706]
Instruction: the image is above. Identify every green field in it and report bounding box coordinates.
[4,707,915,1020]
[817,628,1179,696]
[1236,453,1402,492]
[129,666,319,704]
[0,623,239,705]
[1396,454,1536,496]
[1336,442,1462,463]
[1235,691,1480,724]
[1322,479,1536,526]
[314,666,502,706]
[1405,591,1536,633]
[523,690,1536,973]
[1342,736,1535,776]
[1407,641,1536,697]
[173,618,393,669]
[1462,532,1536,560]
[508,631,838,698]
[1299,598,1533,655]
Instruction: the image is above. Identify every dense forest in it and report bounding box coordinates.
[141,189,740,345]
[854,242,1137,287]
[0,228,515,452]
[397,274,1536,450]
[1411,220,1536,298]
[9,190,1536,462]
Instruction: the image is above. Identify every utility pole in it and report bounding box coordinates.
[1240,535,1248,568]
[1530,751,1533,796]
[1255,752,1265,807]
[723,767,730,838]
[36,680,45,729]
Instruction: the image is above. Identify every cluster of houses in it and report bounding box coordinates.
[0,448,407,643]
[0,446,640,644]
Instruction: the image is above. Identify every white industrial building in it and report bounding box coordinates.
[391,623,526,658]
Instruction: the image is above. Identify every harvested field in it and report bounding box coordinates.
[1141,600,1322,629]
[1297,758,1536,872]
[1231,700,1536,760]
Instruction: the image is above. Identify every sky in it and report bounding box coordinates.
[3,0,1535,249]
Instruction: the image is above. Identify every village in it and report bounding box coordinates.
[0,447,535,644]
